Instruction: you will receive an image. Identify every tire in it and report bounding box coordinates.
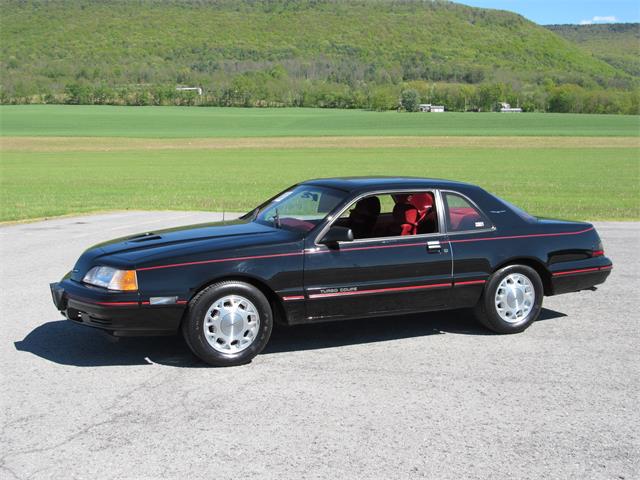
[181,281,273,366]
[473,265,543,334]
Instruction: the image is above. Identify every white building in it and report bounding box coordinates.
[176,86,203,95]
[419,104,445,113]
[499,102,522,113]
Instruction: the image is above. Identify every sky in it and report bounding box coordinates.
[456,0,640,25]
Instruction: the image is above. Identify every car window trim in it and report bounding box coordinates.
[313,188,444,247]
[440,189,496,235]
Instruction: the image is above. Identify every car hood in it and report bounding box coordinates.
[71,219,301,280]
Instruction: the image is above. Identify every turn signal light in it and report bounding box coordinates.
[112,270,139,291]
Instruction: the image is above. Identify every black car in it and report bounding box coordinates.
[50,177,612,366]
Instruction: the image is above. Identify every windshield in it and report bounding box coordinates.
[254,185,346,232]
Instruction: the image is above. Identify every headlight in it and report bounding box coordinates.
[83,266,138,291]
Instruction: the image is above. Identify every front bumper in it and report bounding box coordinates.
[50,280,185,336]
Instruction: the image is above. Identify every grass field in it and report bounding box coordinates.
[2,105,640,137]
[1,106,639,222]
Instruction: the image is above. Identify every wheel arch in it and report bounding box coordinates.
[493,257,552,296]
[183,274,288,326]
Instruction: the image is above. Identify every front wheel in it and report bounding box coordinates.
[473,265,543,334]
[182,281,273,366]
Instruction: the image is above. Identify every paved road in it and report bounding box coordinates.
[1,212,638,480]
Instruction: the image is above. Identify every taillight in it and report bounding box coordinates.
[592,242,604,257]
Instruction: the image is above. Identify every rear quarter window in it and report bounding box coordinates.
[443,192,491,232]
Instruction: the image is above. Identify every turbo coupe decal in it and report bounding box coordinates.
[308,283,452,299]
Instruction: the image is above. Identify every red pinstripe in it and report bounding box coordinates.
[137,251,303,271]
[552,265,612,277]
[69,296,187,307]
[282,295,305,301]
[95,301,139,306]
[449,226,594,244]
[454,280,486,286]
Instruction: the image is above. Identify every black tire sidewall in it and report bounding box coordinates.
[481,265,543,333]
[184,282,273,366]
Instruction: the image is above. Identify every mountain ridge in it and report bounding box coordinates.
[1,0,637,113]
[546,23,640,77]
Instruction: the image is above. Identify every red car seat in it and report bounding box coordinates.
[407,193,432,215]
[391,193,436,236]
[449,207,481,231]
[411,192,437,234]
[392,203,420,236]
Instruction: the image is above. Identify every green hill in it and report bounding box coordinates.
[1,0,638,113]
[546,23,640,77]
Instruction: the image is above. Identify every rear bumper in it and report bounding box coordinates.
[50,281,184,336]
[550,263,612,295]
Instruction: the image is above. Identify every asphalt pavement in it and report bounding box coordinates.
[1,212,638,480]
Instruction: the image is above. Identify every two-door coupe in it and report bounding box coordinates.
[50,178,612,366]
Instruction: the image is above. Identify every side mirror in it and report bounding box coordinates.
[320,226,354,245]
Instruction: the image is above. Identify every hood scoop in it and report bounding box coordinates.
[90,221,288,259]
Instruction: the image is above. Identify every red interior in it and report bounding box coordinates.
[338,192,441,238]
[393,203,420,236]
[407,193,434,217]
[283,193,483,236]
[448,207,481,231]
[392,193,436,236]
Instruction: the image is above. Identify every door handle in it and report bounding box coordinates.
[427,241,441,252]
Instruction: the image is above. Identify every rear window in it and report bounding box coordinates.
[491,195,537,223]
[443,192,490,232]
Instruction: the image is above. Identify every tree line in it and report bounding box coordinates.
[3,76,638,115]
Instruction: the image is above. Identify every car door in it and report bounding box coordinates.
[441,189,496,307]
[302,191,453,321]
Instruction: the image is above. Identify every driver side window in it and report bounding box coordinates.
[336,192,439,240]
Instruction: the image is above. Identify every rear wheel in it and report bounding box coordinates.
[182,281,273,366]
[473,265,543,334]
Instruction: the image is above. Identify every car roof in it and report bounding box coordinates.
[303,176,477,193]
